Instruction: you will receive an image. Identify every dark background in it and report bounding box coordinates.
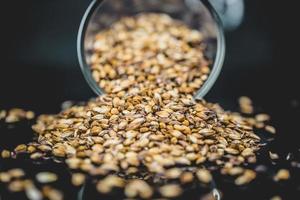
[0,1,300,200]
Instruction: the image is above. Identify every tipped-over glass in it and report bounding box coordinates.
[77,0,225,99]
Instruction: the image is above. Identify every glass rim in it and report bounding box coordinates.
[77,0,225,99]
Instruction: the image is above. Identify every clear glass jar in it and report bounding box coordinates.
[77,0,225,99]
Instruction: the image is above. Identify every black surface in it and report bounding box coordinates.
[1,0,300,200]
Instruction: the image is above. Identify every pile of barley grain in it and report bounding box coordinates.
[7,91,269,199]
[0,13,279,199]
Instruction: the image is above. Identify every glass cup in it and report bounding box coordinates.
[77,0,225,99]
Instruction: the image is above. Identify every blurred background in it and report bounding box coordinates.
[0,1,300,199]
